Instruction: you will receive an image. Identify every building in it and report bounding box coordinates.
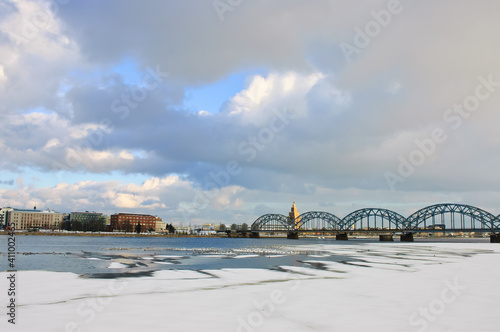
[155,218,166,233]
[110,213,159,232]
[175,226,192,235]
[0,207,14,228]
[288,199,301,229]
[6,208,64,230]
[202,223,215,231]
[70,212,107,231]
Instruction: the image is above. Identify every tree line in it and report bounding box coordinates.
[219,223,250,231]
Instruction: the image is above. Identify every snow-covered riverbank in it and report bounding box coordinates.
[1,242,499,331]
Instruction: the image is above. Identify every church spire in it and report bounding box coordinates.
[288,199,301,229]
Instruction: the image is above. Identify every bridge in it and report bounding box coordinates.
[249,203,500,242]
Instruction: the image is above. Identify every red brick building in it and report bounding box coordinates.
[110,213,159,232]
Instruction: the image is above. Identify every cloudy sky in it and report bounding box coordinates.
[1,0,500,225]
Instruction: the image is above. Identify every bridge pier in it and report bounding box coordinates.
[400,232,414,242]
[336,232,348,241]
[379,234,394,242]
[287,231,299,239]
[250,231,260,238]
[491,233,500,243]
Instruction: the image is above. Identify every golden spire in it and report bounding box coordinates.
[289,199,301,229]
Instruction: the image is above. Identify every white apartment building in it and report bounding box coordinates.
[6,208,64,230]
[155,218,166,233]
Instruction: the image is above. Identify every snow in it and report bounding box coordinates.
[232,254,261,259]
[1,242,499,332]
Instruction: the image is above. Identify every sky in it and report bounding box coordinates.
[1,0,500,225]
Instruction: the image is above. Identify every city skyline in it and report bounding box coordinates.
[1,1,500,225]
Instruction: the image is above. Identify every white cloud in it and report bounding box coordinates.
[0,175,190,216]
[211,185,245,209]
[0,65,7,87]
[43,138,60,150]
[227,72,323,125]
[0,0,80,113]
[197,110,211,116]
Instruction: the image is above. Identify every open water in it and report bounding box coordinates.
[0,235,489,276]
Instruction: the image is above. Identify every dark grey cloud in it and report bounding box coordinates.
[56,0,340,83]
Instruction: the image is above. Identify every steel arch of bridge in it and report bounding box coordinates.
[251,203,500,232]
[406,203,498,231]
[251,214,290,231]
[341,208,407,231]
[296,211,343,230]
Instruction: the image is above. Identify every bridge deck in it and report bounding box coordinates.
[240,228,498,234]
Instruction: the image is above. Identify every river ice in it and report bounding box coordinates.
[1,242,499,331]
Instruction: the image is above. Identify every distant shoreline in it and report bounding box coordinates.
[0,230,490,240]
[0,230,219,238]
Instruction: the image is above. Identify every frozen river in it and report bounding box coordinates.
[0,236,498,331]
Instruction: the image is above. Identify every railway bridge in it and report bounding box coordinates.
[249,203,500,242]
